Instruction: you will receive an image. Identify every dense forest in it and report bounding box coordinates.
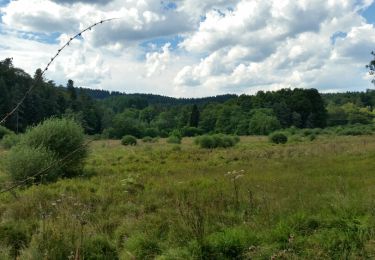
[1,57,375,138]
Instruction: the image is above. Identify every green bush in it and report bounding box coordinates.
[336,124,373,136]
[167,135,181,144]
[0,134,20,149]
[0,126,13,139]
[309,134,317,141]
[6,118,87,183]
[195,134,240,149]
[6,146,58,183]
[121,135,137,146]
[269,132,288,144]
[21,118,87,178]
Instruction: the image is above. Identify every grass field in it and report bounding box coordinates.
[1,135,375,259]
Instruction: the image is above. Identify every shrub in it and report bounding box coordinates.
[336,124,373,136]
[20,117,87,178]
[6,146,58,183]
[142,136,158,143]
[121,135,137,146]
[269,132,288,144]
[195,134,240,149]
[167,135,181,144]
[0,134,20,149]
[0,126,13,139]
[309,134,317,141]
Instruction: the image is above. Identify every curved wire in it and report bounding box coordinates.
[0,18,118,125]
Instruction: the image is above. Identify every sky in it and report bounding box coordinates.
[0,0,375,97]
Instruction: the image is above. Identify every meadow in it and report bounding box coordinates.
[1,135,375,259]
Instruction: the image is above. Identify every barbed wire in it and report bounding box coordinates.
[0,139,94,194]
[0,18,118,125]
[0,18,117,194]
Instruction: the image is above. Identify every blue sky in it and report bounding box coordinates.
[0,0,375,97]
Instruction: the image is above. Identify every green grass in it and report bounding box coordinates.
[1,135,375,258]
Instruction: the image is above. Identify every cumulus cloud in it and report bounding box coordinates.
[174,0,375,94]
[0,0,375,97]
[1,0,80,33]
[145,43,171,78]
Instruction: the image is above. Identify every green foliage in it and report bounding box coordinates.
[142,136,158,143]
[167,135,182,144]
[6,146,58,183]
[0,134,20,149]
[203,227,258,259]
[180,126,203,137]
[269,132,288,144]
[335,124,374,136]
[83,235,118,259]
[195,134,240,149]
[126,234,161,259]
[21,117,87,178]
[0,222,29,258]
[249,110,281,135]
[0,126,13,139]
[121,135,137,146]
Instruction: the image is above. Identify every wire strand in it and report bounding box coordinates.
[0,139,93,194]
[0,18,118,125]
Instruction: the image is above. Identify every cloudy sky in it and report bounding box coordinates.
[0,0,375,97]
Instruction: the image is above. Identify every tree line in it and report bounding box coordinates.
[1,57,374,138]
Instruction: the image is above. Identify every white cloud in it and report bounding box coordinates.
[145,43,171,78]
[0,0,375,97]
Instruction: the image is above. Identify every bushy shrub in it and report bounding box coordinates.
[336,124,373,136]
[0,126,13,139]
[20,117,87,178]
[121,135,137,146]
[0,134,20,149]
[195,134,240,149]
[5,118,87,183]
[6,146,58,183]
[269,132,288,144]
[167,135,181,144]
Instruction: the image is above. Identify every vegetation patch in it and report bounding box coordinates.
[194,134,240,149]
[121,135,137,146]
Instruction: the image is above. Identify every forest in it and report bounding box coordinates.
[1,57,375,139]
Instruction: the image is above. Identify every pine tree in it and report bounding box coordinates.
[189,104,200,127]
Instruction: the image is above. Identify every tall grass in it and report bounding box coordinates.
[0,135,375,258]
